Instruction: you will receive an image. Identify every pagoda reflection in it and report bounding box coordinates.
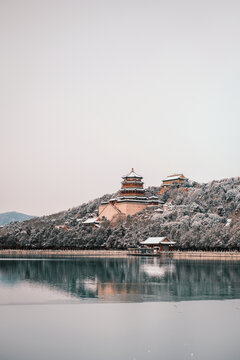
[0,257,240,302]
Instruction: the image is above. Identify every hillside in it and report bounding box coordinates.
[0,212,35,226]
[0,177,239,250]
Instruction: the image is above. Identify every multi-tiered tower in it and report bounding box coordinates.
[119,168,145,198]
[99,168,160,221]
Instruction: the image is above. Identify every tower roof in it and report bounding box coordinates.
[122,168,143,179]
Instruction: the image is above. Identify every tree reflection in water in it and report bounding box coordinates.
[0,256,240,302]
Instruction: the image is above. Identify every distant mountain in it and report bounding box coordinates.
[0,212,35,226]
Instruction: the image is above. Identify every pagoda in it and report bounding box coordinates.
[119,168,145,198]
[99,168,160,221]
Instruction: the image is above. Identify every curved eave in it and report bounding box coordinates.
[121,189,144,192]
[122,176,143,180]
[117,199,148,204]
[162,177,188,182]
[121,180,143,184]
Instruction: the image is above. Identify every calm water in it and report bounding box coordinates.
[0,256,240,359]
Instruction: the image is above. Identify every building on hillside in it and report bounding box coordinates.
[55,225,68,231]
[82,217,100,228]
[99,168,161,221]
[158,174,188,194]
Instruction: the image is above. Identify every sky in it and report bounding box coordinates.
[0,0,239,216]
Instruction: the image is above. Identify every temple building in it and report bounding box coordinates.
[158,174,188,194]
[99,168,160,221]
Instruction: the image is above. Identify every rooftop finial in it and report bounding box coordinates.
[131,168,134,172]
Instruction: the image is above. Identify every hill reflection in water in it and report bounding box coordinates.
[0,256,240,303]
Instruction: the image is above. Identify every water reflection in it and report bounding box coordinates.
[0,256,240,303]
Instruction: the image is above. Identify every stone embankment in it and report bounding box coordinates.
[0,249,128,257]
[172,251,240,260]
[0,249,240,260]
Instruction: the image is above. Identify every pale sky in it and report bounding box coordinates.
[0,0,239,216]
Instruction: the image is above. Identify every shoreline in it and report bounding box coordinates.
[0,249,240,259]
[172,251,240,260]
[0,249,128,257]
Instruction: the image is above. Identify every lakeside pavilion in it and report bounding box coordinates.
[98,168,161,221]
[140,237,176,253]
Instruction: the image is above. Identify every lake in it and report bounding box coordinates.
[0,256,240,360]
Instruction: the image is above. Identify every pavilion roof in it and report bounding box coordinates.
[82,218,100,224]
[140,237,176,245]
[122,168,143,179]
